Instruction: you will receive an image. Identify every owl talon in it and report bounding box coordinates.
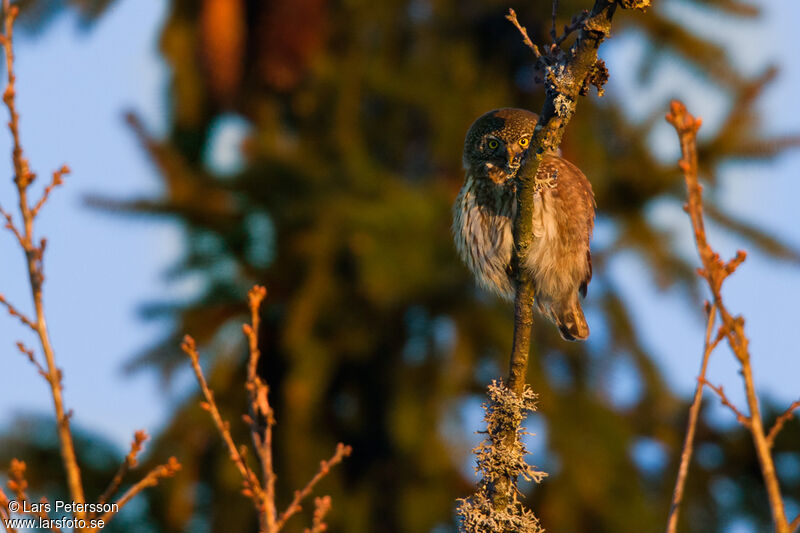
[557,323,577,341]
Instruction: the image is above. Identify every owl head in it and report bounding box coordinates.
[463,108,539,185]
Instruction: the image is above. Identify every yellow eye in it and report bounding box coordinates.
[487,139,499,149]
[519,137,530,147]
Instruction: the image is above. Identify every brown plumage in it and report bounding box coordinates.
[453,108,595,341]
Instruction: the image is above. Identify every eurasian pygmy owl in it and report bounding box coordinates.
[453,108,595,341]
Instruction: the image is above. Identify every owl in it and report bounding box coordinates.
[453,108,595,341]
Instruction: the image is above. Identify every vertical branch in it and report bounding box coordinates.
[506,260,536,395]
[666,304,721,533]
[504,0,624,397]
[243,285,278,531]
[0,0,85,517]
[666,100,791,533]
[464,0,649,531]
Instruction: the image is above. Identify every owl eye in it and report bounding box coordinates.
[519,137,530,147]
[487,139,499,150]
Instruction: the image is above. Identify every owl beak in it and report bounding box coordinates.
[506,150,524,174]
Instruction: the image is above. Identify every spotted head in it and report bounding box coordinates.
[462,108,539,185]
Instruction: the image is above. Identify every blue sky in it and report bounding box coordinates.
[0,0,176,446]
[601,0,800,422]
[0,0,797,465]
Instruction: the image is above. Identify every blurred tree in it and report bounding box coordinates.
[6,0,800,532]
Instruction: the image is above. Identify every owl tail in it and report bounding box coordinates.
[550,295,589,342]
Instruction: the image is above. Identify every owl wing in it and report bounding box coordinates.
[539,154,595,296]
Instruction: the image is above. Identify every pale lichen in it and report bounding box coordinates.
[457,381,546,533]
[618,0,651,11]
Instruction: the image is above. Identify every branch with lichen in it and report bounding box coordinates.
[183,285,351,533]
[665,100,798,533]
[504,0,642,397]
[0,2,178,531]
[466,0,649,525]
[457,381,546,532]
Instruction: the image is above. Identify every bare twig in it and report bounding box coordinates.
[243,286,277,532]
[505,9,541,59]
[666,304,718,533]
[304,496,332,533]
[6,459,60,531]
[701,379,752,428]
[0,0,85,516]
[0,294,36,331]
[14,341,48,380]
[789,514,800,533]
[666,100,792,533]
[0,205,24,246]
[185,286,350,532]
[0,4,177,530]
[31,166,68,218]
[275,443,352,530]
[87,457,181,532]
[0,486,16,533]
[95,430,149,510]
[555,10,590,46]
[181,335,264,505]
[766,400,800,449]
[550,0,559,43]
